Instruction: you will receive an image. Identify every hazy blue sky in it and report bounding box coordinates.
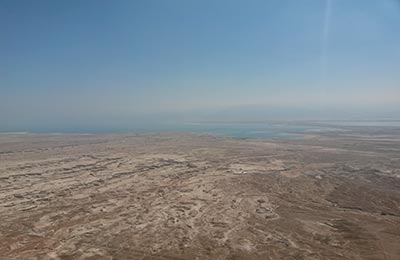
[1,0,400,131]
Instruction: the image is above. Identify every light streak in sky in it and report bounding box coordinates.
[321,0,332,84]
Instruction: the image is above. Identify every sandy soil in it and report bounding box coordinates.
[0,131,399,259]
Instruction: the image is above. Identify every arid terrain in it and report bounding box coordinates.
[1,126,400,260]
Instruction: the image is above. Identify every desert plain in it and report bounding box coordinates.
[1,124,400,260]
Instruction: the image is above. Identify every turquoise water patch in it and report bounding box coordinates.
[150,123,312,139]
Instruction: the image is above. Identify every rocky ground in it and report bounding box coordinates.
[0,129,400,259]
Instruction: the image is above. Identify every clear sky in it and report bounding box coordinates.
[1,0,400,131]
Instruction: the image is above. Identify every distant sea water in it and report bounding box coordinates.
[156,123,311,140]
[1,123,319,140]
[3,120,399,140]
[318,120,400,127]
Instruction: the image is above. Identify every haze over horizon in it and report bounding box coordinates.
[1,0,400,132]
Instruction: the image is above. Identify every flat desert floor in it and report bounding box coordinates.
[1,127,400,259]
